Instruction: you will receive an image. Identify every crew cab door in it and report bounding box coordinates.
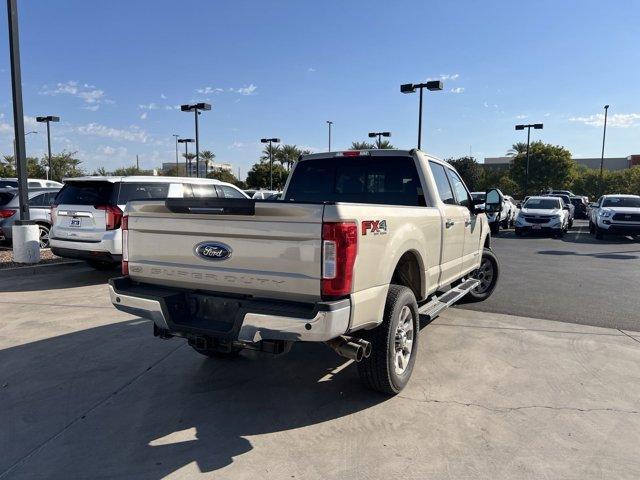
[446,168,482,274]
[429,161,465,285]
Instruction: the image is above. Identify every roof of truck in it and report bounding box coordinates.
[62,175,222,184]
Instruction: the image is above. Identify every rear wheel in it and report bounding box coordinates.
[37,223,50,249]
[589,221,595,234]
[595,227,605,240]
[357,285,419,395]
[463,248,500,303]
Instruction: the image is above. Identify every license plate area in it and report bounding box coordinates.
[70,217,81,227]
[532,224,542,230]
[171,293,242,334]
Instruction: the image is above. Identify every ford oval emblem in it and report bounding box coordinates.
[194,242,232,261]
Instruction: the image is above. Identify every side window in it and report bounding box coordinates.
[30,193,46,206]
[429,161,456,205]
[118,183,170,203]
[446,169,470,207]
[44,192,57,205]
[216,185,245,198]
[190,184,218,198]
[28,181,40,188]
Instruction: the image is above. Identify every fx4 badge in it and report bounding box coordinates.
[362,220,388,235]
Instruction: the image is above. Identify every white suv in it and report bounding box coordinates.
[50,176,248,269]
[514,196,570,238]
[589,194,640,239]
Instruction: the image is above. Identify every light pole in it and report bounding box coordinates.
[181,103,211,178]
[515,123,543,197]
[36,115,59,180]
[368,131,391,149]
[261,138,280,190]
[326,121,333,152]
[172,134,179,176]
[599,105,609,197]
[177,138,194,176]
[400,80,443,150]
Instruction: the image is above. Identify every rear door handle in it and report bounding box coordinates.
[445,219,455,228]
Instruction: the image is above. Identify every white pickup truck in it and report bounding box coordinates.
[110,150,500,394]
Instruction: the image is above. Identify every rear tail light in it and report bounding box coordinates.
[95,204,123,230]
[50,203,58,224]
[322,222,358,298]
[121,214,129,276]
[0,209,17,219]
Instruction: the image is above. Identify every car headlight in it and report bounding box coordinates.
[598,209,613,218]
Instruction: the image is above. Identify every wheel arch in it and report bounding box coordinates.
[389,249,425,301]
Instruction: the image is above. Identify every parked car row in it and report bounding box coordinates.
[588,194,640,240]
[471,190,518,234]
[0,187,60,247]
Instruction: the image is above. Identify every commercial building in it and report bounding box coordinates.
[482,154,640,171]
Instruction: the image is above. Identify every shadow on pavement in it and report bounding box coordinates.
[537,249,640,260]
[0,265,116,292]
[1,319,389,478]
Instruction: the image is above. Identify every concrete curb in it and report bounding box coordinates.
[0,260,84,278]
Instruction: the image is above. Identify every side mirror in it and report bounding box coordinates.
[484,188,502,213]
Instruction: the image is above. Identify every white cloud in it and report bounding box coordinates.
[515,114,528,119]
[428,73,460,81]
[232,84,257,96]
[569,113,640,128]
[160,93,167,99]
[228,141,246,150]
[75,122,149,143]
[97,145,128,156]
[138,103,159,110]
[544,113,551,117]
[40,81,110,110]
[196,86,224,95]
[140,112,148,120]
[450,87,465,94]
[307,67,316,72]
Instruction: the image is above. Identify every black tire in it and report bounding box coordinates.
[86,260,118,271]
[357,285,419,395]
[463,248,500,303]
[515,228,523,237]
[501,218,509,229]
[595,227,604,240]
[490,221,500,235]
[589,221,595,234]
[569,219,574,229]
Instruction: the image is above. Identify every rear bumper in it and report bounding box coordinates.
[108,277,351,343]
[51,246,122,263]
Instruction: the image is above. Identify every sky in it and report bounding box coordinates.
[0,0,638,178]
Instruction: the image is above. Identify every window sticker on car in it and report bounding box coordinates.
[362,220,387,235]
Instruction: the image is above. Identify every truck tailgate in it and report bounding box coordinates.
[125,201,324,302]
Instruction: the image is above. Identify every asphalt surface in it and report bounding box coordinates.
[1,266,639,479]
[459,220,640,331]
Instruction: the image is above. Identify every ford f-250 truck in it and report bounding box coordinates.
[109,149,500,394]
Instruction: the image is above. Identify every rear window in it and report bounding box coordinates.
[118,183,170,203]
[284,156,424,206]
[0,180,18,188]
[55,181,116,206]
[0,191,16,206]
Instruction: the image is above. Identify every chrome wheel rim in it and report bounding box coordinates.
[393,306,414,375]
[472,257,494,294]
[39,225,50,248]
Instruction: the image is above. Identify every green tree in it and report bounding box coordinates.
[200,150,215,174]
[350,141,376,150]
[246,161,288,189]
[446,156,483,192]
[45,152,85,182]
[93,167,109,176]
[260,143,281,162]
[276,144,302,171]
[509,141,575,195]
[207,169,238,184]
[182,153,196,175]
[111,165,154,176]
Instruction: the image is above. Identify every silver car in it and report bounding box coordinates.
[0,188,60,248]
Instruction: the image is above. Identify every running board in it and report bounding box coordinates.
[418,279,480,320]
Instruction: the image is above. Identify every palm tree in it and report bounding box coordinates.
[94,166,109,176]
[350,141,375,150]
[507,142,528,156]
[260,143,281,162]
[200,150,215,176]
[182,152,196,176]
[376,139,394,149]
[276,144,301,171]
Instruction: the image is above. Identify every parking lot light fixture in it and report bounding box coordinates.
[177,138,194,177]
[36,116,59,180]
[181,103,211,178]
[326,121,333,152]
[368,131,391,149]
[515,123,544,197]
[260,137,280,190]
[400,81,443,150]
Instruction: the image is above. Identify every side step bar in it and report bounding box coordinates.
[418,279,480,320]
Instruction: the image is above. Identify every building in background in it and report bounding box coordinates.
[482,154,640,171]
[161,161,233,177]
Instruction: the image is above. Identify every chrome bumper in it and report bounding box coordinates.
[109,284,350,343]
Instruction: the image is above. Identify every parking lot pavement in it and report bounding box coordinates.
[460,220,640,331]
[2,266,640,479]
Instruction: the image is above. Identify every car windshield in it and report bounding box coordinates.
[602,197,640,208]
[54,181,116,205]
[524,198,560,210]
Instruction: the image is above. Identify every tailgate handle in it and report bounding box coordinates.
[165,198,256,215]
[189,207,225,213]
